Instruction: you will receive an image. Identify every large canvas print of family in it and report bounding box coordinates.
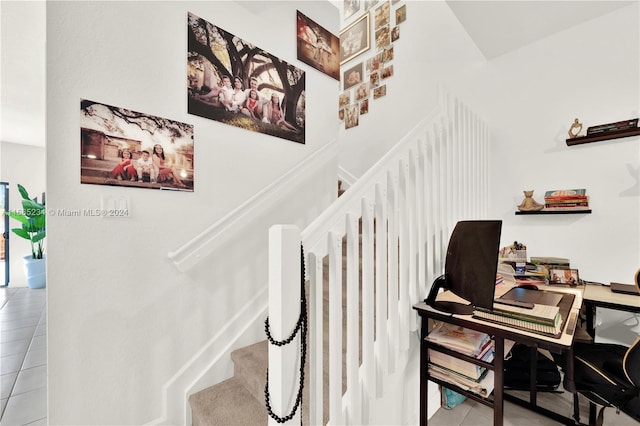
[80,99,194,192]
[187,12,306,144]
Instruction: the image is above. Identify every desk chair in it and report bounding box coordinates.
[571,337,640,425]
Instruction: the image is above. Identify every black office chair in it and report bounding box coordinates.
[571,337,640,425]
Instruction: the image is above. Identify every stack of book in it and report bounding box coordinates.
[514,275,548,287]
[426,323,494,396]
[530,256,570,270]
[474,289,563,335]
[587,118,638,135]
[544,189,589,211]
[499,261,549,286]
[475,303,561,335]
[530,256,571,281]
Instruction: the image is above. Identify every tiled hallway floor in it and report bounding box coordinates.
[0,287,47,425]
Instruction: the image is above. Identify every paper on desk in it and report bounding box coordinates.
[435,290,471,305]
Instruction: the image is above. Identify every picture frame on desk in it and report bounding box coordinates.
[549,268,579,286]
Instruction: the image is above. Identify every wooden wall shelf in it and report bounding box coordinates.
[515,210,591,215]
[566,128,640,146]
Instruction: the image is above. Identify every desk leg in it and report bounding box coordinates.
[494,336,504,426]
[529,346,538,406]
[564,347,580,425]
[420,317,428,426]
[585,302,595,337]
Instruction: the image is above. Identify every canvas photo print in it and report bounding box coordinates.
[80,99,194,191]
[297,11,340,80]
[188,12,306,144]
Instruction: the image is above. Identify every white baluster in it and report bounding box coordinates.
[360,199,375,399]
[345,213,361,425]
[268,225,301,426]
[328,231,343,425]
[308,252,323,426]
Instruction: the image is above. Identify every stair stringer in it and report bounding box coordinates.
[146,287,268,426]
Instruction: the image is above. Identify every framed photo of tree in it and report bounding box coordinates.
[340,13,370,65]
[187,12,306,144]
[80,100,194,191]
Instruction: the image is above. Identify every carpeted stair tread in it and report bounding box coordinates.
[192,202,368,425]
[231,340,268,404]
[189,377,268,426]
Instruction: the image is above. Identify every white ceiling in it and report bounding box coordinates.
[1,1,46,148]
[446,0,635,60]
[0,1,635,148]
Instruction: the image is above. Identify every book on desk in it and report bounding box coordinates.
[426,323,493,379]
[427,339,516,398]
[426,322,490,356]
[473,287,574,337]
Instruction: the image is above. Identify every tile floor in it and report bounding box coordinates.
[0,287,47,426]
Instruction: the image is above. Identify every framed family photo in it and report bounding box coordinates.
[80,100,194,192]
[187,12,306,144]
[297,11,340,80]
[340,13,370,65]
[549,268,580,286]
[343,62,364,90]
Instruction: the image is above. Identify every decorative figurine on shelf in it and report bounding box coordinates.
[517,190,544,212]
[568,118,583,138]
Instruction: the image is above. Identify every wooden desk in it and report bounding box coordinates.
[414,286,583,426]
[582,284,640,337]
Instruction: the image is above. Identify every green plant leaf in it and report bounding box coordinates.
[21,199,45,216]
[11,228,31,240]
[33,215,45,228]
[17,184,30,200]
[6,211,29,225]
[9,184,45,258]
[32,230,46,243]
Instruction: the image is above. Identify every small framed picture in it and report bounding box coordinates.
[395,4,407,24]
[340,13,371,65]
[339,91,351,108]
[549,268,580,286]
[374,2,390,30]
[373,84,387,99]
[344,0,361,20]
[343,62,364,90]
[344,104,359,129]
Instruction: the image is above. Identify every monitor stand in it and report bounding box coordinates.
[425,275,475,315]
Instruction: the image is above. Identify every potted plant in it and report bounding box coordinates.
[6,184,46,288]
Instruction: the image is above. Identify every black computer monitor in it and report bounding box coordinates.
[426,220,502,315]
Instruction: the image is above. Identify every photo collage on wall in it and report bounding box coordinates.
[339,0,406,129]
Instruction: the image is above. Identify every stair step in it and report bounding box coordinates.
[193,225,367,424]
[231,340,268,404]
[189,377,268,426]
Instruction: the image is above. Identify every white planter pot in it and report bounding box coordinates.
[23,255,46,289]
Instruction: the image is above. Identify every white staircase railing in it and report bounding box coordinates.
[268,87,491,425]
